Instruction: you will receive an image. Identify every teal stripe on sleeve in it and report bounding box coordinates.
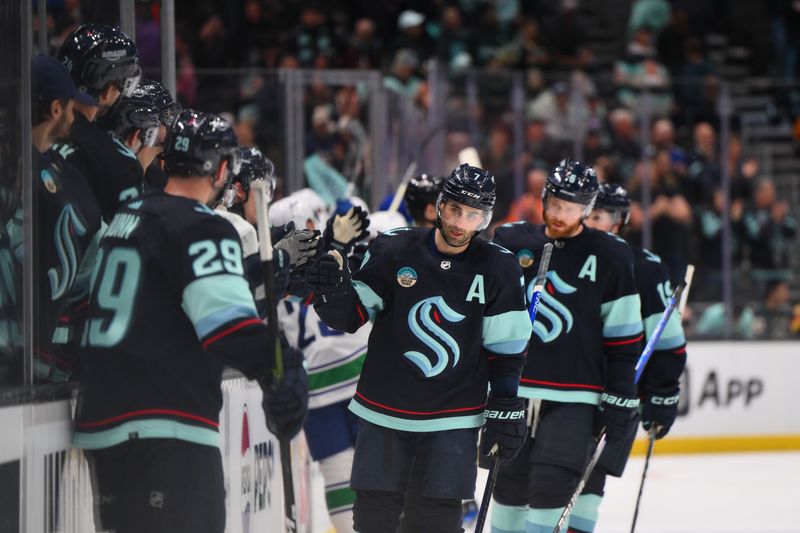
[182,274,258,339]
[483,310,532,354]
[353,280,384,317]
[600,294,642,338]
[644,312,686,350]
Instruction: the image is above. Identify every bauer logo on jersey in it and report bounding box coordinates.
[528,270,576,343]
[517,248,535,269]
[396,266,418,288]
[405,296,466,378]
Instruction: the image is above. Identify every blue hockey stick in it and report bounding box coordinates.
[553,281,686,533]
[474,242,554,533]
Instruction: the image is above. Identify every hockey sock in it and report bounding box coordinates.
[566,494,602,533]
[490,502,528,533]
[320,448,356,533]
[524,507,563,533]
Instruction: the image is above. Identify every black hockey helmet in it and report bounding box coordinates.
[57,24,141,99]
[438,163,496,231]
[132,79,182,129]
[163,110,241,179]
[404,174,444,222]
[98,85,161,148]
[542,158,598,216]
[221,146,276,208]
[595,182,631,227]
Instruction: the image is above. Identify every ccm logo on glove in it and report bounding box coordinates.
[484,409,526,420]
[600,393,640,409]
[650,394,679,406]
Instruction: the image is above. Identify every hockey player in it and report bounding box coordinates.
[403,173,444,227]
[491,159,643,533]
[97,87,162,172]
[306,164,533,533]
[73,110,308,533]
[55,23,144,222]
[133,79,182,191]
[27,54,102,381]
[576,183,688,532]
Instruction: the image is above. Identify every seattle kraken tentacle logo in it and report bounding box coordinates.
[405,296,466,378]
[527,271,576,343]
[48,204,87,300]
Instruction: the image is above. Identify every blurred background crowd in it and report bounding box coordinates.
[29,0,800,339]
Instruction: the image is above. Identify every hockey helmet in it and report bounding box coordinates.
[133,79,182,129]
[270,193,319,230]
[404,174,444,222]
[98,85,161,148]
[438,164,495,231]
[595,182,631,227]
[163,110,240,179]
[57,23,141,98]
[367,210,408,239]
[542,158,599,217]
[230,146,276,202]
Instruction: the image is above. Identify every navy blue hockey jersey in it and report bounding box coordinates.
[493,222,643,403]
[315,227,532,432]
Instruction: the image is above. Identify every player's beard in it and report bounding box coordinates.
[543,209,583,240]
[439,218,473,248]
[50,112,72,144]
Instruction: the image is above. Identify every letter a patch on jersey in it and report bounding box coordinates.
[466,274,485,304]
[578,254,597,282]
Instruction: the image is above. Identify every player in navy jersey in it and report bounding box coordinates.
[305,164,532,533]
[53,23,144,222]
[73,110,307,533]
[491,159,643,533]
[575,182,688,532]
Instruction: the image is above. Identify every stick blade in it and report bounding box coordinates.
[458,147,483,168]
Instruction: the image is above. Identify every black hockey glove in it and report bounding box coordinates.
[480,396,527,463]
[261,338,308,441]
[597,392,640,442]
[274,226,321,267]
[322,206,370,256]
[305,252,350,301]
[641,388,680,439]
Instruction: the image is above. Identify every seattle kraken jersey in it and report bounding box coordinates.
[53,113,143,222]
[315,227,532,432]
[631,246,687,394]
[493,222,643,404]
[279,298,368,409]
[31,150,102,376]
[74,191,274,450]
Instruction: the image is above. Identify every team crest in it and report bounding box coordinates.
[517,248,535,269]
[396,266,418,287]
[40,169,57,193]
[440,261,451,270]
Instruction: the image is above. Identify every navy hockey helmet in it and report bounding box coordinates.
[542,158,599,217]
[163,110,241,179]
[438,164,496,230]
[57,24,141,98]
[133,79,182,129]
[595,182,631,227]
[221,146,276,208]
[404,174,444,222]
[98,86,161,148]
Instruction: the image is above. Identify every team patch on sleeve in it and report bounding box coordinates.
[181,274,259,339]
[483,310,532,354]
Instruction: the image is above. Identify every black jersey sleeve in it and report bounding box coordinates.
[636,250,687,395]
[172,214,276,382]
[599,240,643,396]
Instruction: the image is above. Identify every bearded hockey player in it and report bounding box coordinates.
[576,182,688,532]
[306,164,532,533]
[73,110,307,533]
[491,159,643,533]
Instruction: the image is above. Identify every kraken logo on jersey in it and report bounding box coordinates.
[527,271,576,343]
[405,296,466,378]
[48,203,88,300]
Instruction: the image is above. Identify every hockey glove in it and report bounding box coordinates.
[261,338,308,441]
[641,388,680,439]
[305,251,350,301]
[597,392,640,442]
[322,206,370,255]
[274,225,321,267]
[480,396,527,463]
[271,248,291,301]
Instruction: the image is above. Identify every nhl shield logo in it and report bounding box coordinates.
[517,249,535,269]
[396,266,418,288]
[440,260,451,270]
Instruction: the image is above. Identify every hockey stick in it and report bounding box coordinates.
[474,242,554,533]
[251,179,297,533]
[552,281,686,533]
[388,121,448,213]
[629,267,695,533]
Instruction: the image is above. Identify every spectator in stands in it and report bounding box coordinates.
[510,17,551,71]
[527,81,583,144]
[652,118,689,177]
[694,187,744,299]
[390,10,434,66]
[685,121,720,204]
[436,5,474,69]
[480,122,514,220]
[383,49,423,99]
[615,27,674,117]
[656,9,692,75]
[546,0,592,71]
[742,177,798,272]
[522,117,568,169]
[343,18,382,69]
[239,0,273,64]
[608,107,642,179]
[752,280,795,339]
[306,105,337,158]
[628,0,671,38]
[503,165,546,225]
[284,4,339,68]
[582,126,610,165]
